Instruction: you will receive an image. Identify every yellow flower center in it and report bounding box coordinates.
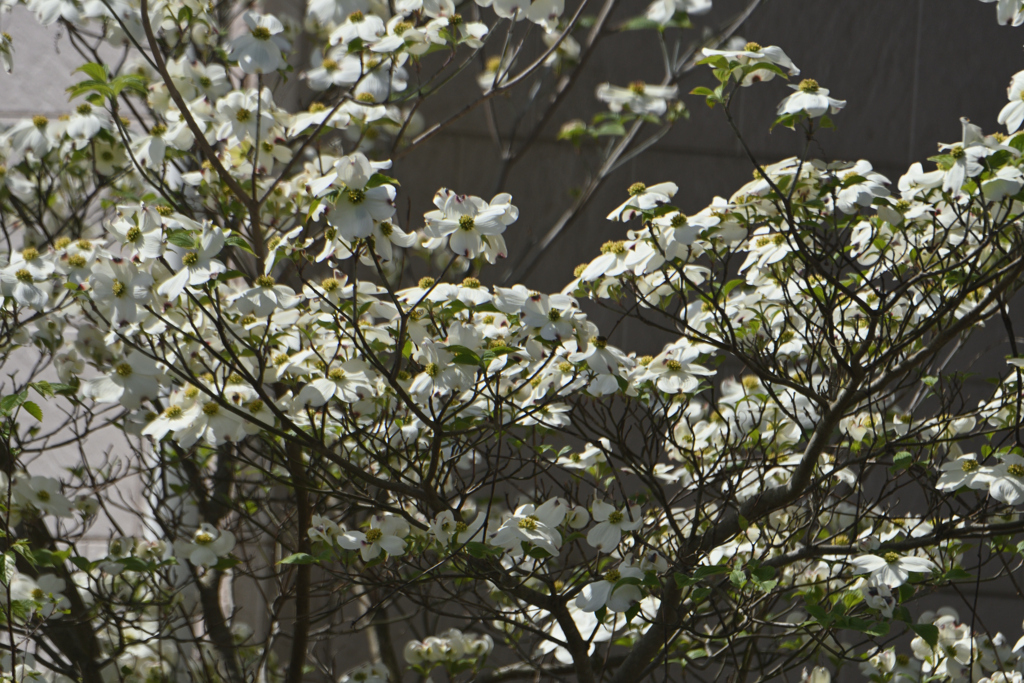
[458,215,475,231]
[744,41,762,52]
[251,26,272,39]
[600,240,627,255]
[255,275,275,288]
[182,251,199,266]
[517,515,539,530]
[628,81,646,95]
[798,78,820,93]
[365,527,383,542]
[32,115,48,129]
[15,269,33,283]
[418,276,435,289]
[628,182,646,196]
[115,363,133,377]
[202,402,219,416]
[347,188,366,204]
[961,459,979,473]
[322,58,338,72]
[883,552,900,563]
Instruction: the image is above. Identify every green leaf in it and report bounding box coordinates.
[0,391,27,416]
[278,552,317,565]
[366,173,400,188]
[67,81,114,100]
[446,344,481,365]
[690,86,715,97]
[110,74,148,97]
[805,603,830,624]
[624,601,642,625]
[620,16,660,31]
[463,542,501,558]
[0,553,15,586]
[697,55,729,70]
[22,401,41,422]
[213,555,241,571]
[611,576,644,593]
[729,567,746,587]
[31,548,70,567]
[75,62,109,83]
[118,557,155,572]
[167,230,197,249]
[843,590,864,609]
[891,451,913,471]
[526,546,552,560]
[70,556,94,572]
[225,234,255,255]
[591,122,627,137]
[910,623,939,648]
[943,567,973,581]
[743,62,788,80]
[692,564,729,580]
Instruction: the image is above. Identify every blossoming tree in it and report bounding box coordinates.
[1,0,1024,682]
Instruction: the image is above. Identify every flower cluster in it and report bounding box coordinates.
[3,1,1024,682]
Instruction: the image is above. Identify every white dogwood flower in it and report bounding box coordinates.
[231,12,289,74]
[849,552,937,587]
[777,78,845,118]
[587,499,643,551]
